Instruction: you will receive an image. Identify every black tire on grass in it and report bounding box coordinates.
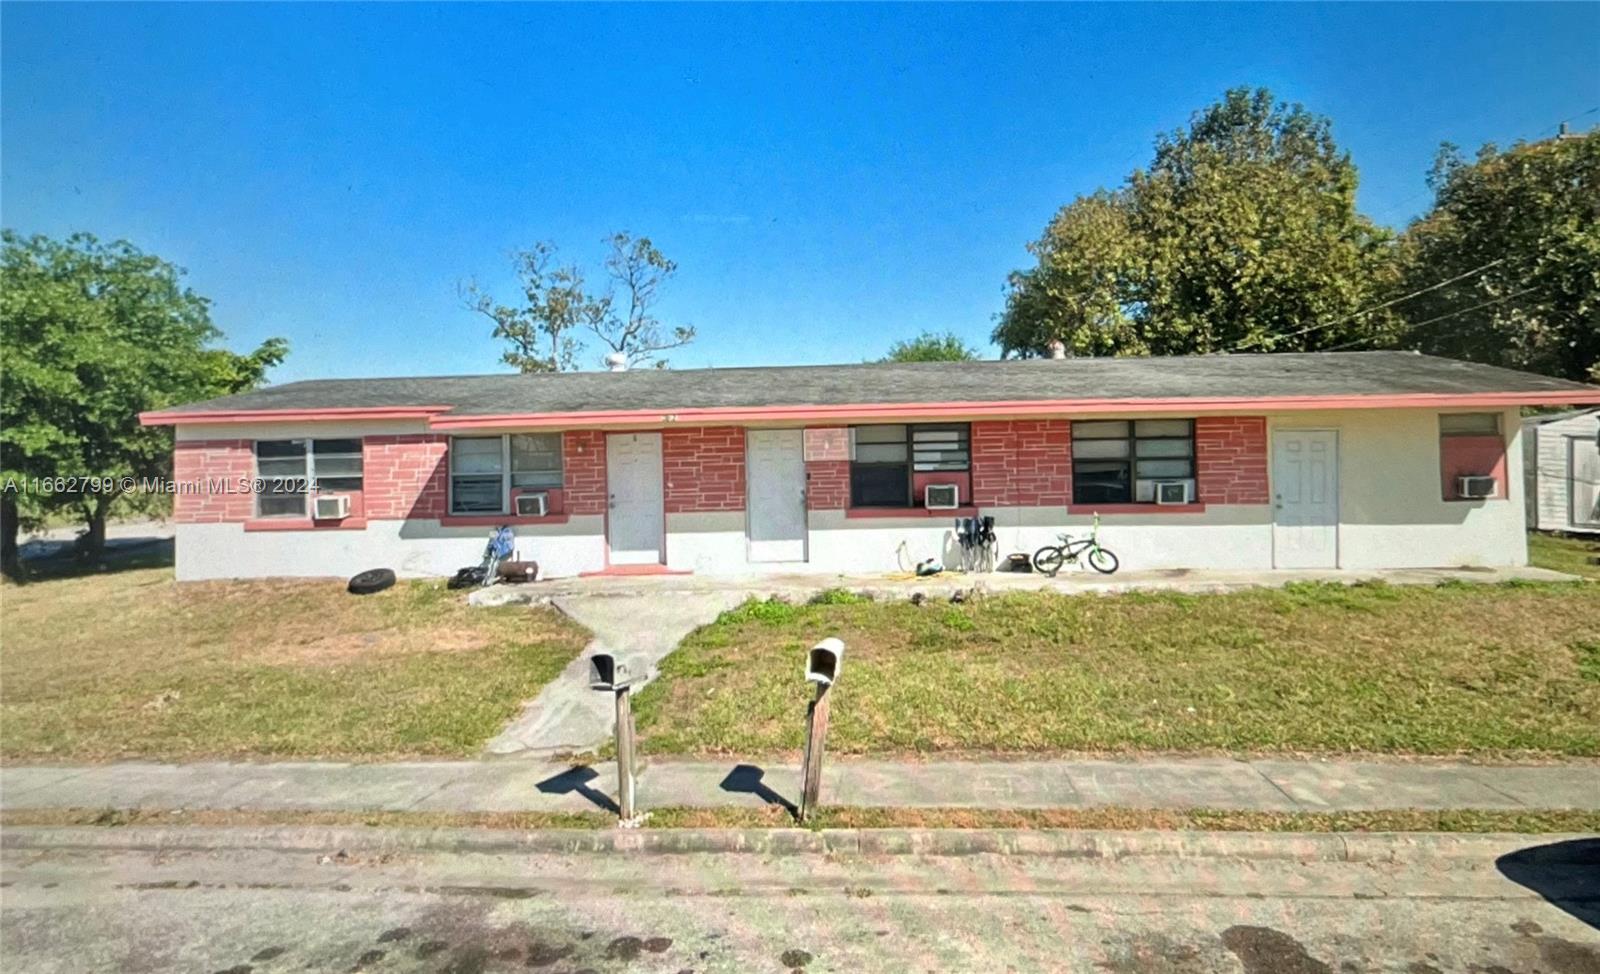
[347,568,397,595]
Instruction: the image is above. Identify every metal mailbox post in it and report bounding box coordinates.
[799,637,845,822]
[588,652,637,821]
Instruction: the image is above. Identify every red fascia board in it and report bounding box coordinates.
[425,390,1600,430]
[139,406,455,427]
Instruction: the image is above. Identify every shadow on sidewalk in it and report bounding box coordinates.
[719,764,796,816]
[1495,837,1600,931]
[535,765,619,815]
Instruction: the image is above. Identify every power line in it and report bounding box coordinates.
[1232,257,1507,352]
[1321,284,1543,352]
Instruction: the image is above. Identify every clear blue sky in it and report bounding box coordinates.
[4,3,1597,383]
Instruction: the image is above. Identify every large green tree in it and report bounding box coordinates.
[881,330,981,362]
[0,231,286,574]
[1396,130,1599,382]
[995,88,1398,358]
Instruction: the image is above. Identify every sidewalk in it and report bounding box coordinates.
[5,756,1598,815]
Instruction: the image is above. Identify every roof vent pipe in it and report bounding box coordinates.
[605,352,629,372]
[1046,340,1067,360]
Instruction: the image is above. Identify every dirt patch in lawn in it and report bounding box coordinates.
[0,568,589,762]
[255,627,495,667]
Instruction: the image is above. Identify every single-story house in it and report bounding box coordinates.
[1522,407,1600,535]
[140,351,1600,582]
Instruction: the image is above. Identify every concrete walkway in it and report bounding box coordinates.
[5,757,1597,816]
[481,591,746,757]
[472,564,1578,607]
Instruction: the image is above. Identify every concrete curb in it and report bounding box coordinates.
[4,825,1592,864]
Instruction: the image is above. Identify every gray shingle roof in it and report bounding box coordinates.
[158,351,1599,418]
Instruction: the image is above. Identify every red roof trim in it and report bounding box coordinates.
[140,406,455,426]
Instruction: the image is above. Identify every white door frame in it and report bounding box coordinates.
[745,428,809,563]
[604,432,665,566]
[1271,427,1340,569]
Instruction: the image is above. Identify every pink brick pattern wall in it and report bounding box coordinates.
[663,427,746,513]
[971,420,1072,507]
[803,426,850,510]
[563,430,607,515]
[796,425,849,512]
[1195,417,1269,504]
[172,439,255,522]
[363,434,448,520]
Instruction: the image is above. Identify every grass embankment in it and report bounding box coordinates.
[0,568,588,762]
[634,581,1600,758]
[1528,530,1600,580]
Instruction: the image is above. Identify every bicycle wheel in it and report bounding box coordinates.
[1087,547,1119,574]
[1032,545,1066,577]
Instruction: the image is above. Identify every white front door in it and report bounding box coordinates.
[606,433,664,565]
[746,429,808,563]
[1273,429,1339,569]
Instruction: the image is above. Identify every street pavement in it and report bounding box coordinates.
[5,756,1599,816]
[0,825,1595,973]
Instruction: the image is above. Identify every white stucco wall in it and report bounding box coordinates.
[171,406,1534,581]
[800,506,1273,574]
[177,516,607,581]
[1270,408,1526,569]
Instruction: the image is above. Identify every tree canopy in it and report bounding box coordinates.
[994,88,1398,359]
[1396,131,1599,383]
[0,231,286,571]
[881,330,982,362]
[464,232,694,372]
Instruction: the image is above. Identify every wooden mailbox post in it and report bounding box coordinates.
[799,637,844,822]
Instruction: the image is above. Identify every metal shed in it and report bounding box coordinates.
[1523,408,1600,534]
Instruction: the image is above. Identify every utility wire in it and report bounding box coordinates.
[1232,257,1507,352]
[1321,284,1542,352]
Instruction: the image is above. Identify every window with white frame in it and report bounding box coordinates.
[449,433,563,515]
[1071,419,1195,504]
[254,439,364,517]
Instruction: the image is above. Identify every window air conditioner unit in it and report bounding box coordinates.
[1457,475,1497,499]
[924,484,961,510]
[312,494,351,520]
[514,491,549,516]
[1154,481,1192,505]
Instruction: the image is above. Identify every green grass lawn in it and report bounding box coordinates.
[633,581,1600,758]
[0,568,588,762]
[1528,530,1600,580]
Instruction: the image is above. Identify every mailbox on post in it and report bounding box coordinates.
[589,653,633,692]
[588,652,639,821]
[806,638,844,686]
[799,637,845,822]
